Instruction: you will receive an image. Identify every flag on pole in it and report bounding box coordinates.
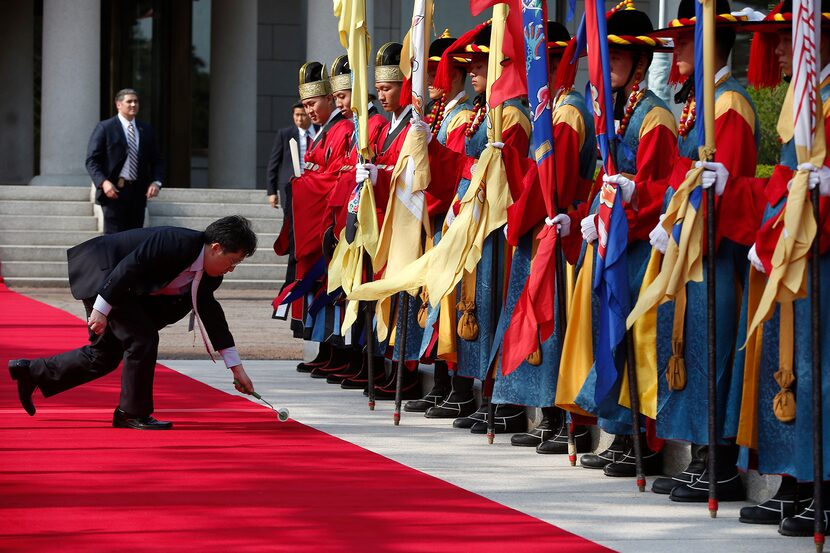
[585,0,629,405]
[746,0,825,337]
[501,0,559,375]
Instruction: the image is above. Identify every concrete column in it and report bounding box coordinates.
[0,1,34,184]
[305,0,342,69]
[209,0,258,189]
[30,0,100,186]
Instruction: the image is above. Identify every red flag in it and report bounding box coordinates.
[469,0,527,107]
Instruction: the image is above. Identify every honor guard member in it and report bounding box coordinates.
[730,0,830,536]
[563,4,678,477]
[641,0,761,503]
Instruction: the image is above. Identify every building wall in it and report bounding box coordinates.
[0,0,35,184]
[256,0,307,189]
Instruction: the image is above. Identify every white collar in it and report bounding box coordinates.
[391,105,413,131]
[117,113,136,129]
[190,246,206,272]
[299,125,313,138]
[715,66,730,85]
[821,63,830,84]
[444,90,467,113]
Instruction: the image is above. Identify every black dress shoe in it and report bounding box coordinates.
[580,435,629,469]
[342,357,386,389]
[779,500,830,537]
[652,458,705,494]
[603,447,663,477]
[372,367,421,401]
[8,359,36,416]
[669,469,746,502]
[425,391,477,419]
[112,408,173,430]
[513,412,560,447]
[470,404,527,434]
[404,386,450,413]
[453,403,488,429]
[535,425,592,454]
[740,477,808,525]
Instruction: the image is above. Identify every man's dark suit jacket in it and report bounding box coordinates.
[266,124,319,197]
[67,227,233,351]
[85,116,165,205]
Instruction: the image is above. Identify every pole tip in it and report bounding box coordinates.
[568,455,577,466]
[708,499,718,517]
[487,433,495,445]
[368,401,375,411]
[636,478,646,492]
[815,533,825,553]
[393,412,400,425]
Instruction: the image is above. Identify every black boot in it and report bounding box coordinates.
[405,361,451,412]
[535,422,592,454]
[470,404,527,434]
[342,356,386,389]
[326,348,365,384]
[512,407,561,447]
[603,435,663,477]
[580,434,629,469]
[670,444,745,502]
[652,444,706,494]
[372,362,421,400]
[779,485,830,537]
[740,476,807,525]
[425,375,476,418]
[454,398,488,429]
[297,342,331,373]
[309,346,351,378]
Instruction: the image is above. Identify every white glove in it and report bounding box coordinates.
[748,244,765,274]
[797,163,830,196]
[410,119,433,144]
[503,224,508,239]
[546,213,571,237]
[603,173,636,203]
[697,161,729,196]
[487,141,505,150]
[580,214,598,243]
[355,162,378,186]
[648,214,669,254]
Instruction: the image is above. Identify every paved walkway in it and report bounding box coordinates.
[166,359,811,553]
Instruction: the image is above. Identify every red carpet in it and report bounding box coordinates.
[0,284,613,552]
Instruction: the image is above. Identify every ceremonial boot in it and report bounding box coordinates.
[405,361,450,412]
[454,399,488,429]
[326,348,365,384]
[297,342,331,373]
[535,421,592,454]
[580,434,629,469]
[425,375,476,419]
[309,346,351,379]
[513,408,562,447]
[470,404,527,434]
[779,484,830,537]
[341,356,386,389]
[372,361,421,400]
[603,436,663,477]
[740,476,806,525]
[652,444,705,494]
[670,445,745,502]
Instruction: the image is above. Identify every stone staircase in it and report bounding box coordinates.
[0,185,286,289]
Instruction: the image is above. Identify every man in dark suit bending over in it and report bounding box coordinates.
[86,88,165,234]
[8,216,258,430]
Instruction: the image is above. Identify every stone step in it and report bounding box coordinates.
[0,245,285,264]
[2,276,70,288]
[1,260,286,281]
[149,216,281,235]
[0,230,101,246]
[0,215,98,231]
[148,201,279,219]
[0,200,94,216]
[0,185,91,202]
[154,188,267,204]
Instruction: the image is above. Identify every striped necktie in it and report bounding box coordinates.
[126,122,138,180]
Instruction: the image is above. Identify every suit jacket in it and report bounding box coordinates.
[266,125,320,196]
[67,227,233,351]
[85,116,165,205]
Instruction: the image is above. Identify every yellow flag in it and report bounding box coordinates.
[333,0,370,159]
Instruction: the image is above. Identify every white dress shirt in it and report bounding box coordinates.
[297,126,315,172]
[92,246,240,368]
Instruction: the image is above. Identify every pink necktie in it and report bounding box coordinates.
[190,270,216,362]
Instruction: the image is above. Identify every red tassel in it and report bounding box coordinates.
[747,1,785,89]
[433,21,491,94]
[400,76,412,107]
[667,50,686,86]
[553,38,579,90]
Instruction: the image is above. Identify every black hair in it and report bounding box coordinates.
[292,102,304,111]
[204,215,258,257]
